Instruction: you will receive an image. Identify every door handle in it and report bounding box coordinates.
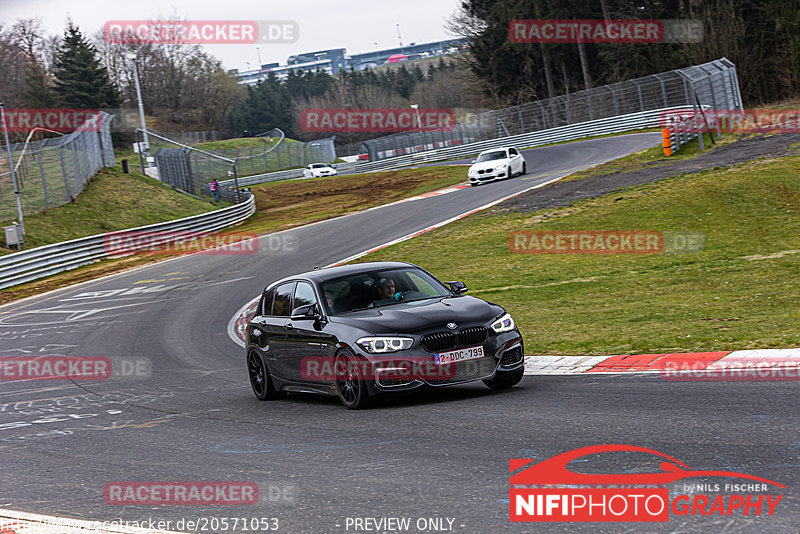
[283,321,293,330]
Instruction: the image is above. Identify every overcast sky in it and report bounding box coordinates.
[0,0,463,71]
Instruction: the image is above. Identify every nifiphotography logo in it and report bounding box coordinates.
[509,444,784,522]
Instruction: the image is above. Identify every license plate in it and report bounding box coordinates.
[434,345,484,365]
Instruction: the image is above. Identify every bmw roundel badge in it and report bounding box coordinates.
[447,322,457,329]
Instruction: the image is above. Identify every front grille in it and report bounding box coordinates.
[428,357,497,384]
[421,332,456,353]
[458,326,488,347]
[500,346,523,367]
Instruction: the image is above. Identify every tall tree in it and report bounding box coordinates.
[52,22,119,108]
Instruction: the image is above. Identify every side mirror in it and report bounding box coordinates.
[470,159,477,164]
[291,304,320,320]
[445,281,468,294]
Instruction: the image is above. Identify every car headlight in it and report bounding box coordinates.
[496,163,508,170]
[356,337,414,353]
[491,313,515,333]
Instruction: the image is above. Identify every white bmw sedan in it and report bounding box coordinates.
[467,147,526,186]
[303,163,338,179]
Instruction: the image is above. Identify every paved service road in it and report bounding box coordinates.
[2,132,797,533]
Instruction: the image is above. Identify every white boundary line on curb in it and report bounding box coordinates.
[0,508,186,534]
[324,171,573,267]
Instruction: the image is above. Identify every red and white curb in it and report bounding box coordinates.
[524,349,800,376]
[0,509,184,534]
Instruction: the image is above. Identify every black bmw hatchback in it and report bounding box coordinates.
[246,261,524,409]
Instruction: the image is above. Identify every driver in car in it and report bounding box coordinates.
[372,277,402,307]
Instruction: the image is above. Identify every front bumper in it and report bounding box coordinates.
[358,331,524,394]
[469,167,510,184]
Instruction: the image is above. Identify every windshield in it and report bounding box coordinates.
[311,163,328,168]
[476,150,507,163]
[321,267,451,314]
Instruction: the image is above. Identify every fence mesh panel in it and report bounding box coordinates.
[150,128,336,196]
[346,58,739,161]
[1,111,115,224]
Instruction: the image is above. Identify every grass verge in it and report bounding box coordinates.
[359,153,800,355]
[235,166,467,235]
[1,165,220,251]
[0,165,467,304]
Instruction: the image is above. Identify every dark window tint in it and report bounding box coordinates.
[261,288,276,315]
[294,282,317,311]
[509,148,518,155]
[272,282,295,317]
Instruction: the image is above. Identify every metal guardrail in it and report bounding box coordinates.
[220,167,302,188]
[218,161,357,188]
[0,195,255,290]
[351,107,677,173]
[663,118,701,156]
[215,108,673,187]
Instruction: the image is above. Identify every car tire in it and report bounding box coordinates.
[483,367,524,390]
[248,351,284,400]
[335,349,372,409]
[470,182,478,187]
[521,161,527,175]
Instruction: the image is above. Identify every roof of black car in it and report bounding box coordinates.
[269,261,417,287]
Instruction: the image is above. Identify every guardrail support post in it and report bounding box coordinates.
[233,164,241,204]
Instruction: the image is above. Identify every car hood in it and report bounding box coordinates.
[469,159,509,171]
[331,296,503,334]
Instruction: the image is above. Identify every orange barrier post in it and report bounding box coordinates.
[662,128,672,156]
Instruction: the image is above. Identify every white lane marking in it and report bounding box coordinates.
[227,296,260,348]
[2,135,659,313]
[326,170,575,266]
[0,508,185,533]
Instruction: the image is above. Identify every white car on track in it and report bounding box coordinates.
[303,163,338,179]
[467,146,526,186]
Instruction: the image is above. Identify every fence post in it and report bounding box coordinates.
[654,74,668,108]
[135,129,145,173]
[586,92,593,121]
[58,147,72,201]
[37,150,50,208]
[609,86,619,116]
[71,144,80,193]
[233,164,241,203]
[631,79,644,111]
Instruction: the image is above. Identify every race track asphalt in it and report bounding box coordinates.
[2,132,797,533]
